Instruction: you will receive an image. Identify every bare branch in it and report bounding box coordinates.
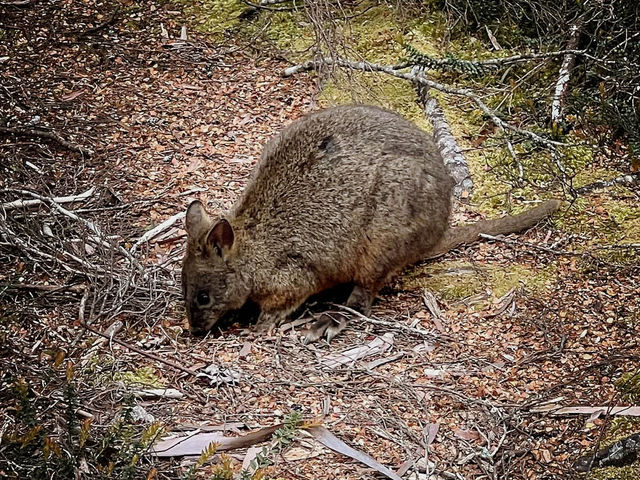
[130,211,186,253]
[575,172,640,194]
[242,0,298,12]
[0,126,93,156]
[0,217,104,274]
[0,0,33,5]
[1,187,96,210]
[80,320,200,377]
[285,57,566,149]
[454,49,594,67]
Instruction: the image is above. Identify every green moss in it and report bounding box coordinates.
[347,5,405,62]
[265,11,313,53]
[398,260,555,304]
[607,200,640,234]
[606,417,640,445]
[574,169,624,189]
[564,142,597,176]
[587,417,640,480]
[124,20,141,31]
[177,0,247,36]
[113,367,165,388]
[178,0,314,54]
[318,73,430,130]
[589,464,640,480]
[555,195,640,264]
[406,13,448,53]
[616,371,640,403]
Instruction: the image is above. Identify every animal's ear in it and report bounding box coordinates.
[206,219,234,258]
[185,200,210,238]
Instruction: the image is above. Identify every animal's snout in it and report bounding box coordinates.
[189,325,208,336]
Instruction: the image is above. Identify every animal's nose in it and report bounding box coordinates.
[189,326,207,336]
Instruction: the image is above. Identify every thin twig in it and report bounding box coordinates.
[7,283,86,294]
[80,321,200,377]
[0,219,103,274]
[478,233,581,256]
[5,189,144,272]
[1,187,96,210]
[332,304,446,341]
[0,0,33,5]
[0,126,93,156]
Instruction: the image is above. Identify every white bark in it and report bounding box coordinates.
[413,67,473,200]
[130,211,186,253]
[551,23,582,124]
[1,187,95,210]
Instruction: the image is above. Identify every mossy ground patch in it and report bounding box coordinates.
[113,366,165,388]
[398,260,556,306]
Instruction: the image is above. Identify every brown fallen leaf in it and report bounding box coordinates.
[452,428,481,442]
[238,341,252,359]
[281,441,322,461]
[151,424,283,457]
[60,89,86,102]
[421,290,445,332]
[423,422,439,446]
[540,448,553,463]
[549,406,640,417]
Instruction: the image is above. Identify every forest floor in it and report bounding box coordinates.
[1,1,639,480]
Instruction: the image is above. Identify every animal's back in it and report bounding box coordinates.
[231,105,453,295]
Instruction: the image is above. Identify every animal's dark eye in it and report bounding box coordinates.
[196,290,210,306]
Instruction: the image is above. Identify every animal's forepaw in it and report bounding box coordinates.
[300,313,348,344]
[253,311,282,337]
[254,322,275,336]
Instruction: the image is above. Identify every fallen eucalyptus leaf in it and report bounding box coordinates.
[307,425,402,480]
[152,424,282,457]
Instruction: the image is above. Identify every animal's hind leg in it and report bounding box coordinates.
[302,285,375,343]
[322,285,375,342]
[345,284,374,314]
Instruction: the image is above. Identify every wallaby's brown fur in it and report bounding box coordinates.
[182,105,560,342]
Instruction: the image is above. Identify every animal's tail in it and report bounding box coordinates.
[429,199,562,257]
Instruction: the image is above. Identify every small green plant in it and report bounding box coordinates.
[1,361,164,479]
[180,440,221,480]
[239,411,303,480]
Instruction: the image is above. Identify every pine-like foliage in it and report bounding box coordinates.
[404,44,495,75]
